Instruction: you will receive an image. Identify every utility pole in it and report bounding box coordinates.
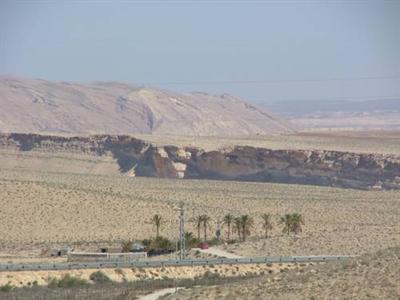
[178,202,186,260]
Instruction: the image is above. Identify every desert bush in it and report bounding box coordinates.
[0,284,14,292]
[90,271,112,284]
[202,270,221,280]
[185,231,200,249]
[48,274,88,288]
[144,236,174,251]
[208,237,222,246]
[115,268,124,275]
[47,278,59,289]
[121,240,134,253]
[142,239,152,247]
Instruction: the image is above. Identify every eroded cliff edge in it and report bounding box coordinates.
[1,133,399,190]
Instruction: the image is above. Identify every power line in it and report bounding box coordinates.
[254,95,400,104]
[178,202,186,260]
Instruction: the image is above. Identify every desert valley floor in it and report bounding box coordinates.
[0,168,398,258]
[0,132,399,299]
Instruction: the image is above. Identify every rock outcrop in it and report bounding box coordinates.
[1,133,399,190]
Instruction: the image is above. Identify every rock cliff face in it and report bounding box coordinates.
[1,133,399,190]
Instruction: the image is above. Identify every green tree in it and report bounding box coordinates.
[223,214,234,240]
[195,215,203,240]
[201,214,211,241]
[151,214,162,237]
[234,217,242,241]
[261,213,273,238]
[280,213,305,235]
[151,236,174,250]
[280,214,293,236]
[185,231,200,249]
[240,215,254,241]
[290,213,305,235]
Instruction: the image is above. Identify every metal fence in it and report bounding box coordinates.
[0,255,351,272]
[67,252,147,262]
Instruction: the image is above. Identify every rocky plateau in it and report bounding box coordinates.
[1,133,399,190]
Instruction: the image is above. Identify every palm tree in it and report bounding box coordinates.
[195,215,203,240]
[184,231,199,249]
[290,213,304,235]
[280,214,292,236]
[261,213,273,238]
[240,215,254,241]
[151,214,162,237]
[280,213,305,235]
[201,214,211,241]
[223,214,234,240]
[234,217,242,241]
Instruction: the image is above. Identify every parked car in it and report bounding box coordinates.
[147,249,174,257]
[130,243,145,253]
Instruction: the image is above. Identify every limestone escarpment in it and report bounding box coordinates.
[1,133,399,190]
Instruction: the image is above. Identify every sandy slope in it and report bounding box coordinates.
[165,247,400,300]
[0,261,297,288]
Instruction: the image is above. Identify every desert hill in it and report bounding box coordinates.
[165,247,400,299]
[0,77,293,136]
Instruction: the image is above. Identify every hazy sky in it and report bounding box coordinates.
[1,0,399,103]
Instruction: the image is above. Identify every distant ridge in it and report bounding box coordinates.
[261,98,400,131]
[0,77,293,136]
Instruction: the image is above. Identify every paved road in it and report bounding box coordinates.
[192,247,244,259]
[0,255,351,272]
[138,287,183,300]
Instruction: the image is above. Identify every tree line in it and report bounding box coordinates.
[150,212,304,243]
